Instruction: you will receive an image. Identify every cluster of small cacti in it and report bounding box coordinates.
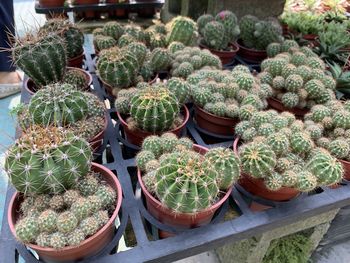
[189,66,269,119]
[197,10,240,50]
[169,46,222,78]
[239,15,284,50]
[258,39,336,109]
[306,101,350,161]
[236,109,343,191]
[14,172,116,248]
[137,134,240,213]
[38,18,84,59]
[115,83,182,133]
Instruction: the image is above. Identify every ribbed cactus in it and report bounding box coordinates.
[149,47,171,72]
[12,34,66,87]
[129,86,180,132]
[4,126,92,194]
[202,21,226,50]
[197,14,214,35]
[97,46,139,89]
[94,35,117,51]
[266,43,281,58]
[28,83,88,126]
[166,16,197,46]
[103,21,124,40]
[166,77,191,104]
[215,10,240,43]
[63,69,87,90]
[155,151,219,213]
[239,142,276,178]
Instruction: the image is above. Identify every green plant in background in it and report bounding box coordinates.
[327,62,350,98]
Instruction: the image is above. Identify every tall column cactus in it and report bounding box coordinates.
[12,34,67,87]
[4,126,92,194]
[129,85,180,132]
[166,16,198,46]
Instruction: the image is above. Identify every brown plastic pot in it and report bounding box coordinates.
[8,163,123,262]
[236,39,267,64]
[39,0,65,7]
[199,42,239,65]
[67,51,85,68]
[117,105,190,146]
[89,114,108,153]
[194,105,238,136]
[339,159,350,181]
[267,97,309,118]
[233,138,300,201]
[24,67,92,95]
[138,144,233,237]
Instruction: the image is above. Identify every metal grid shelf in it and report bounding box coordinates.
[1,50,350,263]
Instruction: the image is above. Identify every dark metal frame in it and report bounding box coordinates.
[1,49,350,263]
[34,0,164,14]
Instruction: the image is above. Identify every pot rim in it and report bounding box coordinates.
[236,39,267,53]
[117,105,190,136]
[199,41,239,54]
[7,162,123,252]
[137,144,233,216]
[195,104,235,121]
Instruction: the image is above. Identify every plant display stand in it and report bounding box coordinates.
[2,44,350,263]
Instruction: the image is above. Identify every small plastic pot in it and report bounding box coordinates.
[117,105,189,146]
[267,97,309,118]
[194,105,238,136]
[233,138,300,202]
[236,39,267,64]
[24,67,92,95]
[137,144,232,235]
[67,51,85,68]
[8,163,123,262]
[199,42,239,65]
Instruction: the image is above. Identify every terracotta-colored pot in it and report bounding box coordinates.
[267,97,309,118]
[339,159,350,181]
[194,105,238,136]
[67,51,85,68]
[233,138,299,201]
[89,114,108,153]
[138,144,233,237]
[199,42,239,65]
[8,163,123,262]
[117,106,189,146]
[236,39,267,64]
[24,67,92,95]
[39,0,65,7]
[302,34,319,46]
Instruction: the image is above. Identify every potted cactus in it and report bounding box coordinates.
[136,134,240,236]
[237,15,284,63]
[260,40,337,117]
[234,110,343,201]
[5,126,122,262]
[14,83,107,153]
[165,16,198,46]
[169,46,222,79]
[115,82,190,146]
[38,18,85,68]
[189,66,270,136]
[197,10,240,65]
[307,101,350,180]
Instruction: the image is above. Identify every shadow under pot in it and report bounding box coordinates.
[194,105,239,136]
[117,105,190,147]
[233,137,300,202]
[137,144,233,238]
[8,163,123,263]
[24,67,92,95]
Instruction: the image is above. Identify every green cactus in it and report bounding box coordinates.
[94,35,117,51]
[234,72,255,90]
[296,171,318,191]
[129,86,179,132]
[281,64,297,79]
[80,217,100,237]
[149,33,167,50]
[215,10,240,43]
[160,133,178,153]
[258,72,273,85]
[177,137,193,150]
[94,210,110,228]
[239,15,259,48]
[328,139,350,159]
[63,69,87,90]
[285,74,303,92]
[97,46,139,89]
[290,52,307,66]
[310,105,332,122]
[142,136,163,157]
[202,21,226,50]
[239,104,258,121]
[281,40,299,52]
[28,83,88,126]
[226,104,239,118]
[166,16,197,46]
[38,210,58,233]
[173,62,194,78]
[168,41,185,54]
[149,48,171,72]
[15,216,40,243]
[96,185,117,208]
[307,57,325,70]
[304,79,325,100]
[166,77,191,104]
[242,127,257,141]
[267,43,281,57]
[145,160,161,173]
[281,92,299,108]
[36,233,51,247]
[272,76,285,90]
[87,195,103,213]
[12,34,67,87]
[56,211,78,233]
[5,126,92,194]
[290,132,314,154]
[253,19,284,50]
[333,110,350,129]
[124,24,146,42]
[155,151,219,213]
[50,232,67,249]
[78,173,99,196]
[267,59,288,77]
[136,150,156,171]
[265,172,284,190]
[127,42,148,66]
[71,197,92,221]
[282,170,298,187]
[117,34,136,47]
[103,21,124,40]
[49,195,65,211]
[92,28,104,37]
[306,151,343,185]
[267,132,289,155]
[239,142,276,178]
[197,14,214,35]
[67,229,85,246]
[305,125,323,140]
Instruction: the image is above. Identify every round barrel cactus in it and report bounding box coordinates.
[12,34,66,87]
[103,21,124,40]
[202,21,226,50]
[4,126,92,194]
[166,16,197,46]
[166,77,191,104]
[97,46,139,89]
[129,86,180,132]
[28,83,88,126]
[155,151,219,213]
